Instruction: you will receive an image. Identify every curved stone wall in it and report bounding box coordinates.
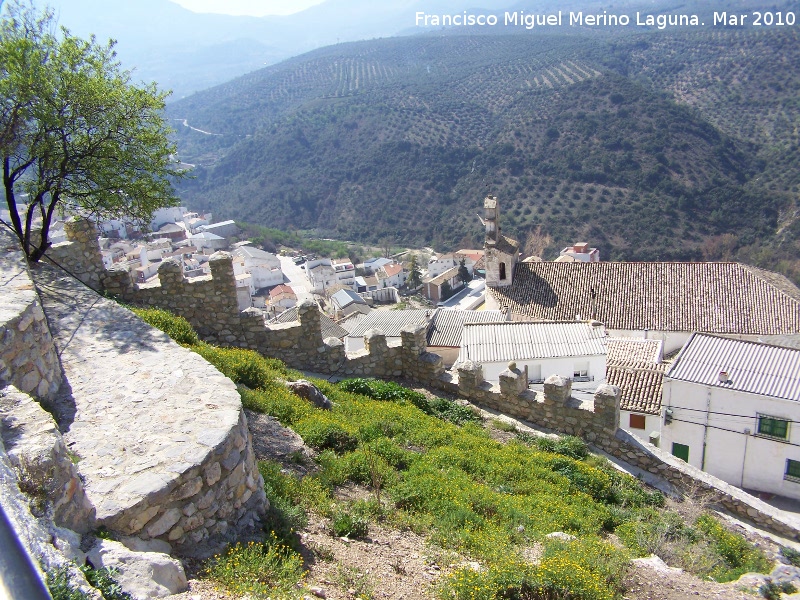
[34,263,267,555]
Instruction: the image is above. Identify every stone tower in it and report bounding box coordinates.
[483,195,519,288]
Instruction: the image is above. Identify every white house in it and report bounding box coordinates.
[661,333,800,499]
[306,260,337,295]
[605,337,666,444]
[189,231,227,251]
[198,220,239,240]
[150,206,188,231]
[376,263,405,288]
[457,321,607,383]
[427,309,507,367]
[233,246,283,290]
[426,253,459,279]
[332,258,356,287]
[559,242,600,262]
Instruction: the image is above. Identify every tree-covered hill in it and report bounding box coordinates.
[169,21,800,282]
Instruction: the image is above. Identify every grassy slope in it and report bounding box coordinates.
[134,307,775,599]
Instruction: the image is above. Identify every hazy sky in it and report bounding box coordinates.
[170,0,326,16]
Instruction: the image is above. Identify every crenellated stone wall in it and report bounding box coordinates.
[36,218,800,542]
[44,218,106,292]
[0,228,62,401]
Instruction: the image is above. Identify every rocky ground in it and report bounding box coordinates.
[170,403,800,600]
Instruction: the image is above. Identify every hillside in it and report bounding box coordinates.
[169,19,800,282]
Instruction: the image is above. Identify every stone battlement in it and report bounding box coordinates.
[20,218,800,542]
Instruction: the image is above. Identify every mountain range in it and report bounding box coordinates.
[164,0,800,284]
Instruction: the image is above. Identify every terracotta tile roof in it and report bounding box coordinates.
[607,363,666,415]
[456,249,485,263]
[607,338,663,366]
[380,263,404,278]
[489,262,800,335]
[269,284,296,299]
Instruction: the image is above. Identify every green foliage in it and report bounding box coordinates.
[696,514,772,582]
[781,546,800,567]
[330,508,369,539]
[294,418,359,454]
[130,308,199,346]
[760,581,797,600]
[81,566,131,600]
[443,538,626,600]
[0,1,183,262]
[205,536,304,598]
[47,567,88,600]
[524,434,590,460]
[193,343,290,389]
[144,310,767,597]
[338,378,480,426]
[47,565,131,600]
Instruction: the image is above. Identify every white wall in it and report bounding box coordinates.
[250,265,283,289]
[476,354,606,383]
[620,410,662,444]
[661,378,800,500]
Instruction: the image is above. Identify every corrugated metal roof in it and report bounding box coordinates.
[666,333,800,401]
[347,309,431,338]
[427,309,506,348]
[269,307,348,340]
[458,321,607,364]
[331,288,365,309]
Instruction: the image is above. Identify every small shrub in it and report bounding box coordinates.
[81,566,131,600]
[205,536,304,598]
[330,508,369,539]
[781,546,800,567]
[760,581,797,600]
[47,566,88,600]
[491,418,517,432]
[131,308,199,346]
[695,514,772,582]
[295,419,358,454]
[194,344,288,390]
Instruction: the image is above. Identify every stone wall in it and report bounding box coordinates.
[0,386,95,533]
[44,218,106,292]
[104,410,266,555]
[48,219,800,542]
[0,229,62,401]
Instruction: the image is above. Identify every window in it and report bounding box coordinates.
[757,415,789,440]
[672,442,689,462]
[573,362,589,378]
[629,414,646,430]
[785,459,800,482]
[499,262,506,281]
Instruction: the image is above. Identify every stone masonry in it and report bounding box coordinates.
[36,218,800,542]
[34,262,267,555]
[0,228,62,401]
[0,386,95,533]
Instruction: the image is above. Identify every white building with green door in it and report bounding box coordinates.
[661,333,800,499]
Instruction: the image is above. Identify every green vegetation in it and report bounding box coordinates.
[47,565,131,600]
[0,2,182,262]
[133,307,773,598]
[169,26,800,284]
[237,221,350,258]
